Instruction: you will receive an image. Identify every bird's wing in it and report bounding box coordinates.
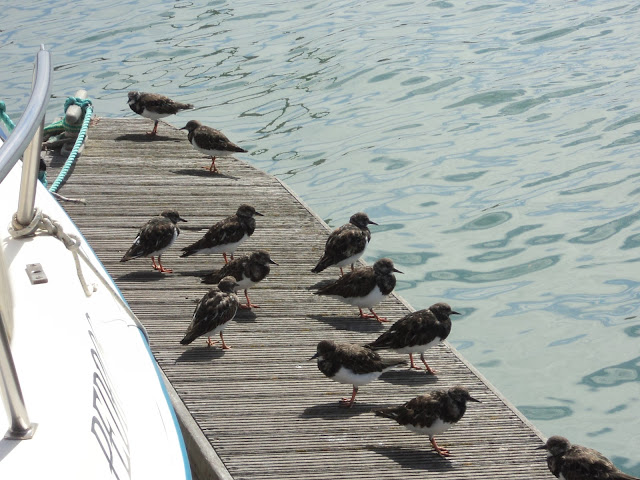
[315,269,376,298]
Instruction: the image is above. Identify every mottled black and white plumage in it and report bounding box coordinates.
[538,436,639,480]
[374,386,480,457]
[312,212,377,275]
[180,205,263,263]
[127,91,193,135]
[365,303,460,374]
[202,250,277,309]
[310,340,406,408]
[180,119,247,173]
[180,276,240,349]
[120,210,187,273]
[314,258,402,322]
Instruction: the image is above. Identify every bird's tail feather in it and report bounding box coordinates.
[373,406,400,421]
[311,256,331,273]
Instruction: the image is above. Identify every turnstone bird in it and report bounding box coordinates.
[180,119,247,174]
[202,250,277,309]
[180,205,263,264]
[310,340,406,408]
[180,276,240,349]
[365,302,460,374]
[374,386,480,457]
[538,436,640,480]
[127,91,193,136]
[312,212,377,276]
[120,210,187,273]
[314,258,402,322]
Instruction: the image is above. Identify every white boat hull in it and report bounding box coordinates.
[0,161,191,479]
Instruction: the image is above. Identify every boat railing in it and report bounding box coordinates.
[0,45,52,440]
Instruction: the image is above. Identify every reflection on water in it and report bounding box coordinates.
[1,0,639,473]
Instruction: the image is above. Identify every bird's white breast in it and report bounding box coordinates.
[234,273,256,290]
[334,250,365,268]
[332,366,382,387]
[141,107,171,121]
[339,285,386,308]
[404,418,453,437]
[197,234,249,254]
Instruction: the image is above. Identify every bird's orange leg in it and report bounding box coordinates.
[359,308,389,323]
[151,257,159,270]
[421,353,437,374]
[156,256,173,273]
[220,333,231,350]
[430,436,450,457]
[147,121,159,136]
[222,253,229,264]
[339,386,358,408]
[409,353,421,370]
[240,289,259,309]
[339,267,344,276]
[202,156,219,173]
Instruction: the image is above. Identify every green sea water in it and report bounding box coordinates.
[1,0,639,473]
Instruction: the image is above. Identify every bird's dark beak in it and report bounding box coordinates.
[309,353,319,361]
[269,258,279,265]
[179,125,187,130]
[451,311,461,315]
[179,217,188,223]
[469,396,481,403]
[535,445,548,450]
[255,211,264,216]
[369,220,378,226]
[393,267,403,274]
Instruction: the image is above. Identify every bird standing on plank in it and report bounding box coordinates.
[202,250,277,309]
[180,119,247,174]
[180,276,240,349]
[120,210,186,273]
[311,340,406,408]
[127,91,193,136]
[180,204,263,264]
[365,302,460,373]
[374,386,480,457]
[314,258,401,322]
[312,212,377,276]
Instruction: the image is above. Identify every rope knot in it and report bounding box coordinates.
[9,208,44,238]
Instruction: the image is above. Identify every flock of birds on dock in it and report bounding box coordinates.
[119,91,639,479]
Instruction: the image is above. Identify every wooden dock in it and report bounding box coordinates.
[50,118,552,479]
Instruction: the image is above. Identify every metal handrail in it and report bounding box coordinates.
[0,45,51,440]
[0,44,52,194]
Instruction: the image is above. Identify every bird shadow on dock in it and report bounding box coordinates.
[365,445,453,471]
[234,309,258,322]
[170,168,238,181]
[174,269,214,279]
[300,401,378,420]
[380,369,440,386]
[174,346,227,363]
[115,270,168,282]
[114,133,179,143]
[308,314,385,334]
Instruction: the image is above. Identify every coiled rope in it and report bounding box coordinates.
[48,97,93,193]
[0,100,16,133]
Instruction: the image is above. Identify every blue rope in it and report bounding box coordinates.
[48,97,93,193]
[0,100,16,133]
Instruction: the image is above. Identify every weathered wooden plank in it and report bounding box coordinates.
[47,118,552,480]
